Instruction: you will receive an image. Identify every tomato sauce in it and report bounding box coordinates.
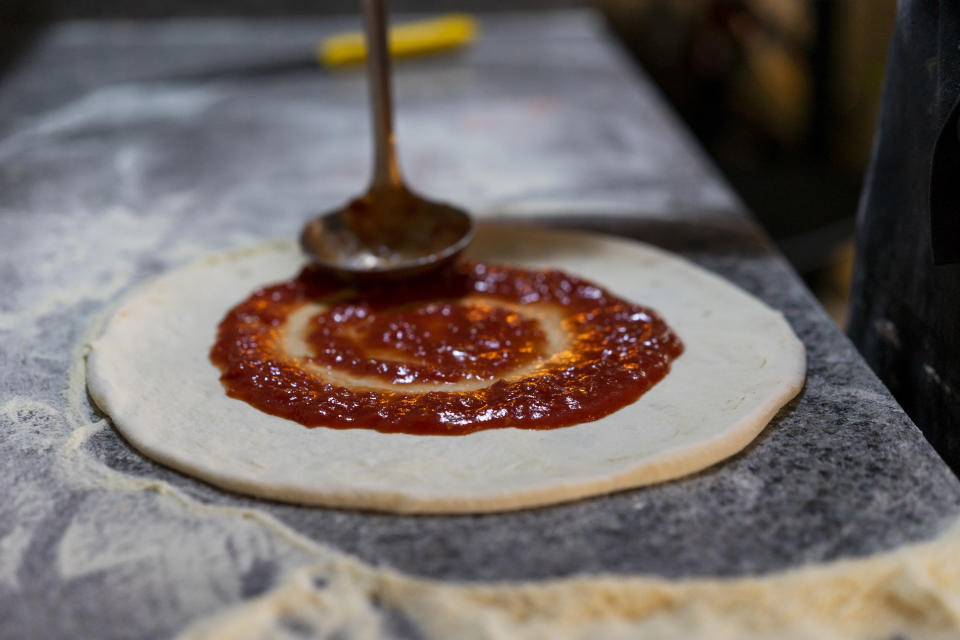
[210,262,683,435]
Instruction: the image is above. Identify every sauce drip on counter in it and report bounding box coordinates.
[210,262,684,435]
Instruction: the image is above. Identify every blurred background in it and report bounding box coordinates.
[605,0,896,328]
[0,0,897,327]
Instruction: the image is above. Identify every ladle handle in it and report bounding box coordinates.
[363,0,403,190]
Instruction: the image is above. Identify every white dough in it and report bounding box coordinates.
[86,225,805,513]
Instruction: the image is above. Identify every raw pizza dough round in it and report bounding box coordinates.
[86,225,805,513]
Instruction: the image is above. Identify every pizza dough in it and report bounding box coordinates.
[86,225,805,513]
[179,516,960,640]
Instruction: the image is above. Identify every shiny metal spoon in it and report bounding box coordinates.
[301,0,473,281]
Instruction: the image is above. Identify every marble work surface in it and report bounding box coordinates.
[1,11,959,639]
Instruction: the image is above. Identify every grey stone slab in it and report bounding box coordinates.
[1,11,958,639]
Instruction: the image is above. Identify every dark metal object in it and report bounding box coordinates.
[300,0,473,281]
[849,0,960,471]
[930,93,960,265]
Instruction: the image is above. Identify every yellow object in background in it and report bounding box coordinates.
[318,14,479,67]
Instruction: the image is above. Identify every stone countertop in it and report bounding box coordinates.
[1,11,958,639]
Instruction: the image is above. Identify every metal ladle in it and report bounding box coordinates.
[300,0,474,280]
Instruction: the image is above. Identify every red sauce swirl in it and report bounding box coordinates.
[307,300,547,384]
[210,262,683,435]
